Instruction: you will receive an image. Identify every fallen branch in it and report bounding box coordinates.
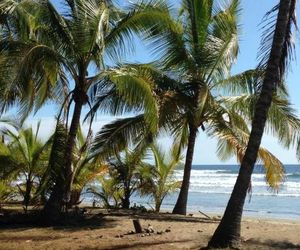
[199,210,211,219]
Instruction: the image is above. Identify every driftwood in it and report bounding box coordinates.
[133,219,143,233]
[199,210,211,219]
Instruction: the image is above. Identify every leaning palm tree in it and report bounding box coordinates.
[0,0,174,220]
[207,0,298,248]
[90,0,300,216]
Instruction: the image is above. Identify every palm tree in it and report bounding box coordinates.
[167,0,240,216]
[106,148,149,209]
[139,143,182,212]
[86,146,149,209]
[68,127,107,206]
[87,174,122,209]
[0,180,16,206]
[0,122,50,211]
[0,0,174,220]
[90,0,300,216]
[40,122,110,215]
[207,0,298,248]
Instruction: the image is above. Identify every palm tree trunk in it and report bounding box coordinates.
[122,189,131,209]
[23,174,32,213]
[68,189,82,208]
[43,89,84,223]
[172,125,197,215]
[208,1,292,248]
[155,199,162,213]
[42,177,65,223]
[64,98,83,205]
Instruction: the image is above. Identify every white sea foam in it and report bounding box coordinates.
[174,169,300,197]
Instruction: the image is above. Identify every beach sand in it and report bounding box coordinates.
[0,211,300,250]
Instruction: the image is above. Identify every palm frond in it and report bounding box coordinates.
[209,108,284,189]
[258,0,297,83]
[98,65,159,132]
[104,0,175,61]
[183,0,213,58]
[215,69,262,95]
[205,0,241,84]
[220,94,300,148]
[91,115,149,159]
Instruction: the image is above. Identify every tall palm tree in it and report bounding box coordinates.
[168,0,241,215]
[90,0,300,216]
[207,0,298,248]
[0,0,174,220]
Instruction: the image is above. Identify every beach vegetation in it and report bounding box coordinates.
[139,143,182,212]
[87,175,122,209]
[0,1,299,249]
[97,147,149,209]
[0,122,50,212]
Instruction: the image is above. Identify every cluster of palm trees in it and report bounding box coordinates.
[0,121,181,213]
[0,0,298,248]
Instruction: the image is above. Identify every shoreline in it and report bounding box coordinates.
[82,200,300,222]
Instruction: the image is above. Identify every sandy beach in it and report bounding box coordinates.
[1,210,300,250]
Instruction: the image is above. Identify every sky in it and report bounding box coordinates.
[21,0,300,164]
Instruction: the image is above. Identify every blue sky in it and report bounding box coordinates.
[26,0,300,164]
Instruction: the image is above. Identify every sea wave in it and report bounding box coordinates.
[286,173,300,180]
[187,189,300,197]
[174,170,266,179]
[173,168,300,196]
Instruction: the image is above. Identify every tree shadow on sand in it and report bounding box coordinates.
[0,211,119,231]
[245,239,300,249]
[80,239,191,250]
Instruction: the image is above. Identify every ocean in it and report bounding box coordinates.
[86,165,300,220]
